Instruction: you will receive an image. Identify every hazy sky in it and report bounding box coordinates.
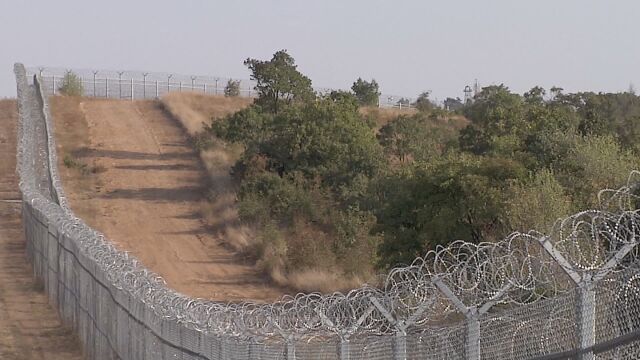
[1,1,639,100]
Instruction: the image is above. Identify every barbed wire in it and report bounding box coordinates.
[15,62,640,359]
[27,66,422,109]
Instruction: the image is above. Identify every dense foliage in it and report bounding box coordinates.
[351,78,380,107]
[206,51,640,288]
[244,50,314,113]
[224,79,241,97]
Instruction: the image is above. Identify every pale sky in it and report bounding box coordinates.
[1,0,638,101]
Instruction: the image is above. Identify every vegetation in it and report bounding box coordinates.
[244,50,313,113]
[58,71,84,96]
[63,154,105,175]
[224,79,241,97]
[194,51,640,291]
[351,78,380,106]
[415,91,434,112]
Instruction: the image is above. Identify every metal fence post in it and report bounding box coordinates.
[578,282,596,360]
[395,330,407,360]
[369,297,408,360]
[340,339,351,360]
[118,71,124,99]
[538,238,591,359]
[537,237,638,360]
[466,309,481,360]
[105,78,109,98]
[286,340,296,360]
[316,303,376,360]
[155,81,159,98]
[130,78,134,100]
[92,71,98,97]
[52,75,56,95]
[143,73,148,99]
[432,276,511,360]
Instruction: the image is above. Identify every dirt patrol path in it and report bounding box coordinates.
[53,99,284,301]
[0,100,83,359]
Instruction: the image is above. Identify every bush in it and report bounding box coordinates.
[224,79,241,97]
[58,71,84,96]
[351,78,380,106]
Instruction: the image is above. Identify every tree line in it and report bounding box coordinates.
[203,50,640,288]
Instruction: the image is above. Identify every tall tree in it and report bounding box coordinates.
[351,78,380,106]
[415,91,433,112]
[244,50,314,114]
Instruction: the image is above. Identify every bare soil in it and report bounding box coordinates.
[50,98,285,301]
[0,99,83,360]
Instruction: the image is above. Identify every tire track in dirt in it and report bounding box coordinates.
[0,99,83,359]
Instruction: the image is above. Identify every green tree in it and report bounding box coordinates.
[377,113,457,163]
[58,71,84,96]
[224,79,241,97]
[460,85,525,154]
[209,105,272,148]
[351,78,380,106]
[504,169,571,233]
[415,91,433,112]
[556,135,640,209]
[259,97,384,189]
[244,50,314,113]
[374,154,526,268]
[443,97,464,112]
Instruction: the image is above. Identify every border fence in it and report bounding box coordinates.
[14,62,640,359]
[27,66,419,109]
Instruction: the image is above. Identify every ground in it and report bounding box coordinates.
[0,99,83,360]
[50,97,285,301]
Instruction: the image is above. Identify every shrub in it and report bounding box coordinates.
[224,79,241,97]
[351,78,380,106]
[244,50,314,113]
[58,71,84,96]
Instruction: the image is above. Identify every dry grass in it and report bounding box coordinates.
[160,94,463,294]
[285,269,366,294]
[160,93,379,294]
[162,92,252,136]
[359,106,418,129]
[360,106,470,131]
[160,93,258,255]
[49,96,101,223]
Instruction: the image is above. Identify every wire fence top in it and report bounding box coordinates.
[28,66,421,108]
[16,62,640,359]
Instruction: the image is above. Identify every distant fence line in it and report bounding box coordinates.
[27,66,419,109]
[15,61,640,359]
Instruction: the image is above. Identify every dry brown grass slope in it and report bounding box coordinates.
[161,93,256,257]
[51,96,285,301]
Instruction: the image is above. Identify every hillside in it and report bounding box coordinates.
[50,96,286,301]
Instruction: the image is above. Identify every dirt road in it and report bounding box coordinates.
[0,100,83,359]
[52,99,284,301]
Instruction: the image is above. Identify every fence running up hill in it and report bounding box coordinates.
[27,66,419,109]
[14,61,640,359]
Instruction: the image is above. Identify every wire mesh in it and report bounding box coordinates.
[14,62,640,359]
[27,66,419,108]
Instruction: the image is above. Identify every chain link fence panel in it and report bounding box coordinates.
[14,62,640,359]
